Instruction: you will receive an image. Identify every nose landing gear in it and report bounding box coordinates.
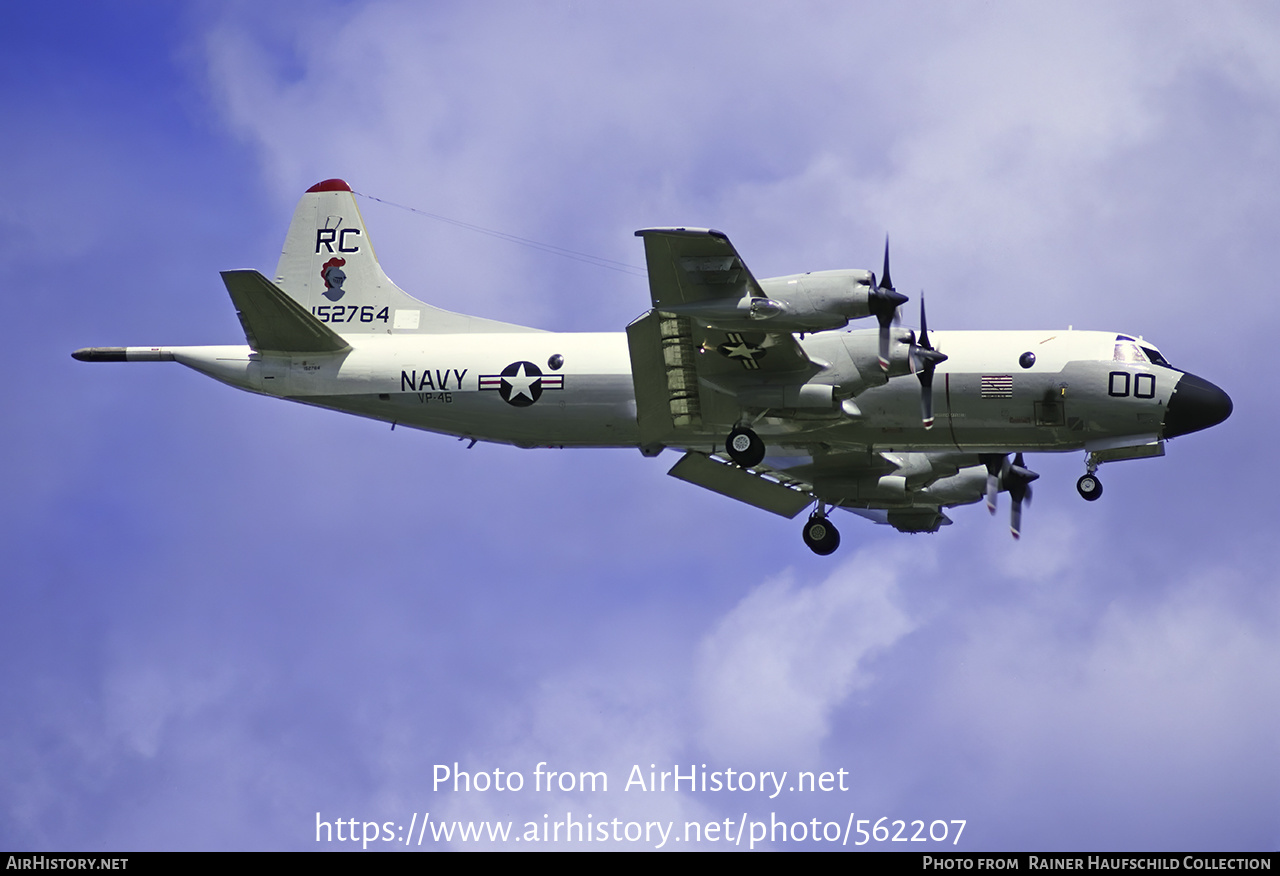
[1076,473,1103,501]
[1077,453,1103,501]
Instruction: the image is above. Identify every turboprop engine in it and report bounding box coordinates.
[664,268,879,334]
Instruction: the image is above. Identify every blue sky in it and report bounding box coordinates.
[4,1,1276,851]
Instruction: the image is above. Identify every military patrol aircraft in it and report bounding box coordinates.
[73,180,1232,554]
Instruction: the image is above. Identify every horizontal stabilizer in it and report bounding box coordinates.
[221,270,350,354]
[668,451,812,518]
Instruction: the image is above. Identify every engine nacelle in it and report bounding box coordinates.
[663,269,875,334]
[840,327,915,381]
[736,381,836,409]
[917,467,989,505]
[757,269,877,331]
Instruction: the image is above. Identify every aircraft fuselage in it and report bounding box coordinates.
[74,179,1232,549]
[146,325,1214,458]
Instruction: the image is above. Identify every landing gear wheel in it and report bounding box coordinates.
[1077,474,1103,501]
[725,427,765,468]
[802,515,841,556]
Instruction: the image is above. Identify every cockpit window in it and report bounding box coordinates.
[1112,335,1174,367]
[1140,346,1170,367]
[1113,341,1148,364]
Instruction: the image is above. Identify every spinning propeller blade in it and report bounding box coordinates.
[909,297,947,428]
[870,237,908,371]
[1005,453,1039,539]
[983,454,1002,514]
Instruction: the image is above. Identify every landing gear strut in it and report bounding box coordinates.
[1077,454,1103,501]
[802,510,841,556]
[725,426,765,468]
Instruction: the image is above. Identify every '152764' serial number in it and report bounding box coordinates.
[312,305,390,324]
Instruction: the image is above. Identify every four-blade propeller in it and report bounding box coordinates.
[866,242,1038,538]
[908,298,948,429]
[1005,453,1038,539]
[983,453,1040,539]
[869,241,946,430]
[869,238,909,371]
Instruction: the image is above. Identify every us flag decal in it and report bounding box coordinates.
[981,375,1013,398]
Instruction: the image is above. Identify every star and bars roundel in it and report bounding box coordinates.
[716,332,767,370]
[479,361,564,407]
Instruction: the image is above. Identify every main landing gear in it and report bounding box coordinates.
[802,508,841,556]
[723,426,840,555]
[725,426,765,468]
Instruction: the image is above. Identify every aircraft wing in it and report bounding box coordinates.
[666,451,816,518]
[666,448,964,533]
[635,227,765,307]
[629,229,819,448]
[634,228,811,375]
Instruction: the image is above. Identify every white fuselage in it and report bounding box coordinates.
[168,326,1177,456]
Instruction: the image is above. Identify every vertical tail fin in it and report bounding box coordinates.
[270,179,540,335]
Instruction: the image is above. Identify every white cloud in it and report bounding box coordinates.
[197,1,1280,334]
[694,545,920,762]
[911,547,1280,847]
[428,667,715,849]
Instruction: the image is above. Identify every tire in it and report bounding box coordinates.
[802,516,841,556]
[1077,474,1103,501]
[725,427,765,468]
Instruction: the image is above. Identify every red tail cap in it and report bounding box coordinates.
[306,179,352,193]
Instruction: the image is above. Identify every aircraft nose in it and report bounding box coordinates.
[1164,372,1233,438]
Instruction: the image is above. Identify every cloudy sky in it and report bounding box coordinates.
[4,1,1275,851]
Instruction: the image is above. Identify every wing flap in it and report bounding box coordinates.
[626,310,704,446]
[221,270,351,354]
[668,451,813,518]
